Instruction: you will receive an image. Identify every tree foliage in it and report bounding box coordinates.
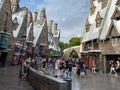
[69,37,81,47]
[59,37,82,56]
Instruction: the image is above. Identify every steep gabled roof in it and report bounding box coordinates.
[100,0,119,40]
[82,0,108,43]
[33,20,45,47]
[106,21,120,38]
[113,20,120,34]
[12,8,27,37]
[111,7,120,19]
[26,22,32,40]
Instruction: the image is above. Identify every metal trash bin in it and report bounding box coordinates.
[63,77,72,90]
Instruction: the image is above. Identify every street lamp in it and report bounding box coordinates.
[19,33,26,79]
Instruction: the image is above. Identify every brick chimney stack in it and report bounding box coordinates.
[33,11,38,24]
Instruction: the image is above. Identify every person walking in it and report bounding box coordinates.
[109,60,116,75]
[90,60,96,74]
[35,55,41,71]
[23,56,31,80]
[114,60,120,76]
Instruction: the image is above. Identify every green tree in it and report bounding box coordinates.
[69,37,81,47]
[59,37,82,56]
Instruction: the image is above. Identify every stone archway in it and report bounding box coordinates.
[69,50,78,58]
[63,46,81,58]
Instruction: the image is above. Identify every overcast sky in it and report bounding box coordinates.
[20,0,90,43]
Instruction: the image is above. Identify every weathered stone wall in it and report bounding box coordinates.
[28,67,69,90]
[99,40,120,54]
[0,0,12,33]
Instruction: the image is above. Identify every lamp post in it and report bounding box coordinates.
[19,33,26,79]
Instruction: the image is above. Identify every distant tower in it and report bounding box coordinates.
[11,0,20,13]
[33,11,38,24]
[40,8,46,25]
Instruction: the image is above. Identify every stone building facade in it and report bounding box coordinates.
[0,0,13,67]
[81,0,120,73]
[48,20,61,58]
[0,0,61,67]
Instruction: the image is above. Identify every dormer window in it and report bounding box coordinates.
[116,0,120,7]
[90,3,96,15]
[102,0,108,9]
[95,12,102,28]
[86,19,91,32]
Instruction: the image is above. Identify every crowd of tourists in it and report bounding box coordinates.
[19,55,120,80]
[26,56,97,78]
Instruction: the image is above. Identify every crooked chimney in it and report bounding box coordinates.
[40,8,46,25]
[48,20,53,33]
[33,11,38,24]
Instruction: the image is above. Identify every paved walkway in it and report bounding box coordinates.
[1,66,120,90]
[72,74,120,90]
[0,66,33,90]
[46,66,120,90]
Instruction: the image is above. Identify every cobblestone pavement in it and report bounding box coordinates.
[1,66,120,90]
[0,66,33,90]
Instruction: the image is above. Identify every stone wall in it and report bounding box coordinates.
[28,67,70,90]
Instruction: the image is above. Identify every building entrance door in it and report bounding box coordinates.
[0,52,8,67]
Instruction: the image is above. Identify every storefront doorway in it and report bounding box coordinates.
[0,52,8,67]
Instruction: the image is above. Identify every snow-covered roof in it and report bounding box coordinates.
[12,8,27,38]
[0,0,4,10]
[82,0,108,42]
[48,32,60,51]
[100,0,118,40]
[113,20,120,33]
[33,20,45,47]
[26,22,32,39]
